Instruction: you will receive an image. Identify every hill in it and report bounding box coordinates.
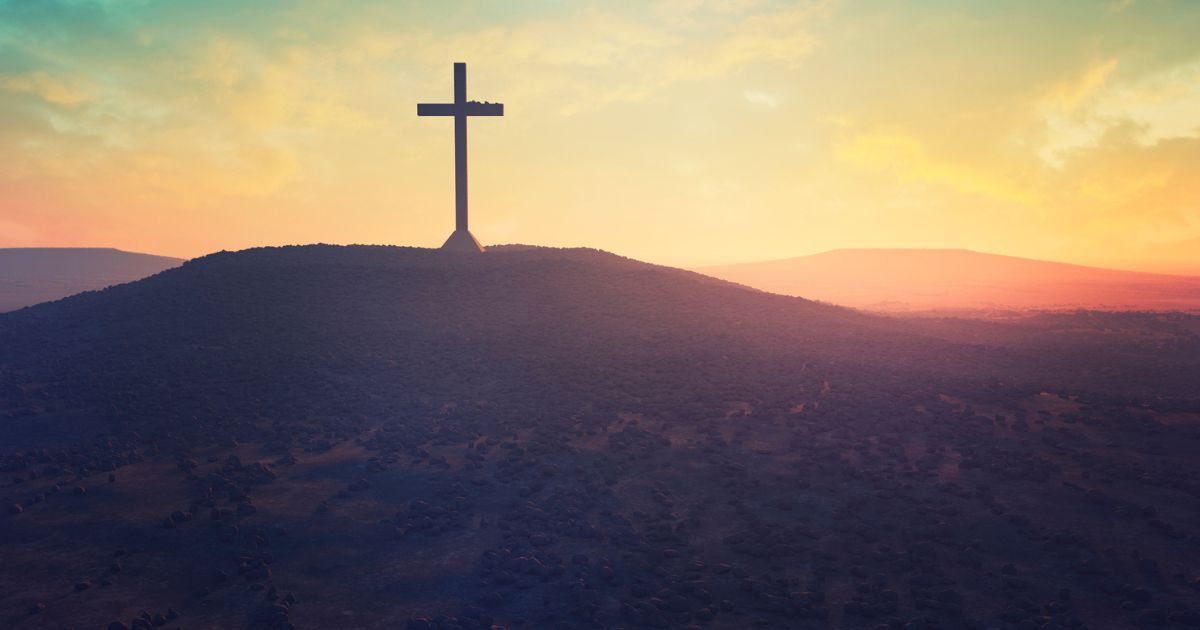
[0,245,1198,630]
[0,247,183,312]
[695,249,1200,312]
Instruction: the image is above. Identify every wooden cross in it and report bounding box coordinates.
[417,62,503,252]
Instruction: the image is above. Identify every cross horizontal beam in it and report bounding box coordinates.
[417,102,504,117]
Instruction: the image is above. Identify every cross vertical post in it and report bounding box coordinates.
[417,62,504,253]
[454,62,468,232]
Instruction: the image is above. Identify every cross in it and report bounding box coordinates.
[418,62,504,252]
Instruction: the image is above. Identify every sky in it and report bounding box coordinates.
[1,0,1198,272]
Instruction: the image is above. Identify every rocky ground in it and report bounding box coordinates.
[1,245,1198,629]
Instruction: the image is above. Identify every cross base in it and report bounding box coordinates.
[441,229,485,253]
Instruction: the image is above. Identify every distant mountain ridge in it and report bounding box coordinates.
[0,247,183,312]
[695,248,1200,312]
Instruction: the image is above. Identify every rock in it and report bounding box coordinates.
[508,556,545,574]
[492,571,516,586]
[664,595,691,613]
[843,601,868,616]
[244,566,271,582]
[740,579,770,595]
[937,589,963,605]
[530,532,557,546]
[1126,586,1153,604]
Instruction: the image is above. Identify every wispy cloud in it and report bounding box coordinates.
[835,129,1039,205]
[1049,58,1118,113]
[1,71,93,105]
[742,90,780,108]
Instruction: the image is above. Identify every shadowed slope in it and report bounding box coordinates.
[0,245,936,435]
[1,245,1193,438]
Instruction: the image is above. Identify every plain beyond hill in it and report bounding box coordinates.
[696,249,1200,313]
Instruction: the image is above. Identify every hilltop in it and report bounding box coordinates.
[696,249,1200,313]
[0,247,183,312]
[1,245,1198,629]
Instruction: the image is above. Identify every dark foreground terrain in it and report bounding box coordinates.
[1,245,1198,630]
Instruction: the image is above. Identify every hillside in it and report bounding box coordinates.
[695,249,1200,312]
[1,245,1198,630]
[0,247,183,312]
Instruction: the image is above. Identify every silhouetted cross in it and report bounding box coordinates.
[417,63,503,251]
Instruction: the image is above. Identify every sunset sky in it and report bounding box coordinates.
[1,0,1198,272]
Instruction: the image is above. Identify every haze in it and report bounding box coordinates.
[698,248,1200,313]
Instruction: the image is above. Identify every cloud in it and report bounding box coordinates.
[1095,60,1200,141]
[1039,58,1200,166]
[373,2,830,115]
[1106,0,1136,14]
[672,2,828,79]
[835,129,1039,205]
[742,90,779,108]
[1053,122,1198,221]
[1,70,92,105]
[1049,59,1118,113]
[651,0,763,23]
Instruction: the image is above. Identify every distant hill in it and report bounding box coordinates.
[695,248,1200,312]
[0,247,183,312]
